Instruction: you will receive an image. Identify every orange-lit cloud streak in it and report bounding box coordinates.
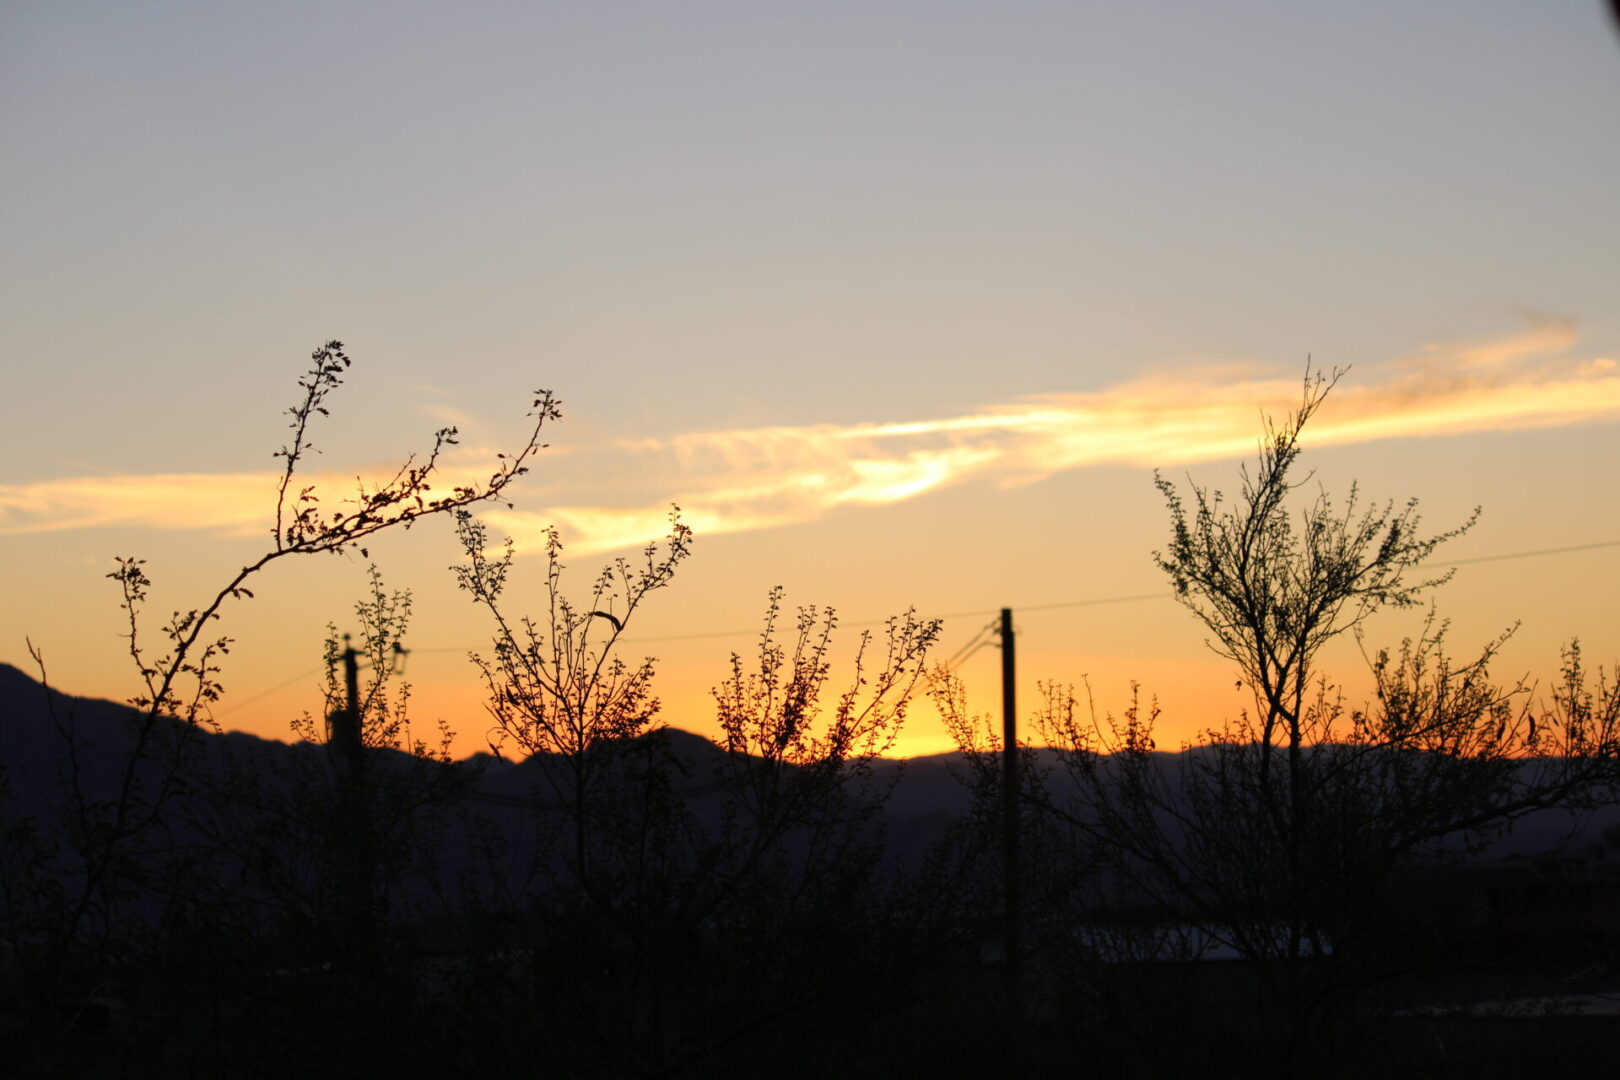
[5,326,1617,555]
[491,325,1619,553]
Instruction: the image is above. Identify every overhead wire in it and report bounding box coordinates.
[938,616,1002,673]
[217,535,1620,714]
[616,535,1620,644]
[215,665,324,717]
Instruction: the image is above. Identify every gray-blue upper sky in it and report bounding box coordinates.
[5,1,1618,471]
[4,2,1619,753]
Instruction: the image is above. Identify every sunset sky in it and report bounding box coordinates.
[4,1,1619,758]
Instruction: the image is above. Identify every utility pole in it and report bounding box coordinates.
[1000,607,1022,1049]
[327,635,370,957]
[329,635,363,780]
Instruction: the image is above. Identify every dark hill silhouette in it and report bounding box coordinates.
[4,661,1604,883]
[0,663,982,923]
[9,663,1620,1079]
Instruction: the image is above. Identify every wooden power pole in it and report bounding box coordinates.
[1000,607,1022,1042]
[327,636,371,954]
[330,635,363,778]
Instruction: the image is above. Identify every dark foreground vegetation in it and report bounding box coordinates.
[4,348,1618,1078]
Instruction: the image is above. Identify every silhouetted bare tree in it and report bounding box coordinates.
[454,505,950,1073]
[1026,369,1620,1075]
[5,340,554,1073]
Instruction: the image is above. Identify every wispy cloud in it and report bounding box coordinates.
[6,324,1618,554]
[484,322,1619,553]
[0,472,275,537]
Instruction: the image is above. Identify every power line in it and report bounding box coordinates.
[218,536,1619,713]
[624,594,1171,644]
[216,665,324,717]
[1442,538,1620,567]
[940,617,1002,671]
[619,536,1620,643]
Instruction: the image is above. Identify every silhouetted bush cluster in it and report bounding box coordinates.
[5,350,1619,1078]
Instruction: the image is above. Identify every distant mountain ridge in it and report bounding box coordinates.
[3,661,1607,878]
[0,662,979,893]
